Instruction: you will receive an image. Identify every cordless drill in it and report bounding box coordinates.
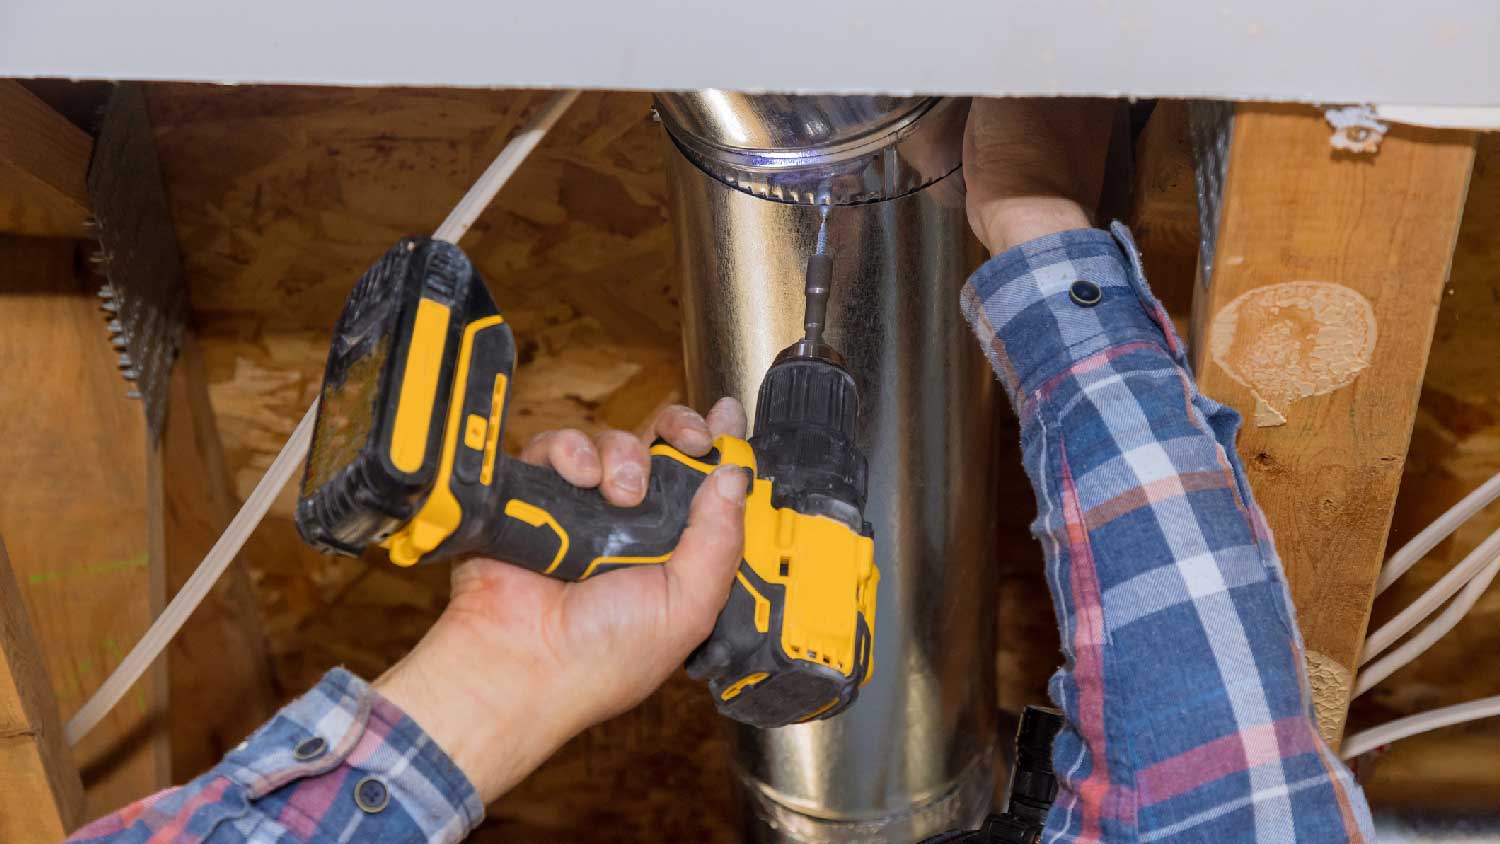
[295,237,878,728]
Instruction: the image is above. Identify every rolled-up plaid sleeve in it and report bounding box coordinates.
[68,668,484,843]
[963,223,1374,843]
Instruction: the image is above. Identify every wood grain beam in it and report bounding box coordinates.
[0,81,92,237]
[1126,100,1199,325]
[0,236,168,816]
[0,538,87,842]
[158,332,277,778]
[1189,103,1475,745]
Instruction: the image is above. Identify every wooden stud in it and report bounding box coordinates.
[0,82,92,237]
[157,332,277,778]
[1126,99,1199,326]
[0,236,168,815]
[1190,104,1476,745]
[0,538,87,842]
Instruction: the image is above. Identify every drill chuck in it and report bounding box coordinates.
[753,249,867,532]
[751,357,868,534]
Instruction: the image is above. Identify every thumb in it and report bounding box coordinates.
[664,465,748,647]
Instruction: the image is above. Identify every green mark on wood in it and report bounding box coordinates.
[27,550,148,585]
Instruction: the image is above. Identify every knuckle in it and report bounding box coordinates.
[687,517,740,559]
[666,404,705,429]
[597,428,637,451]
[555,430,594,459]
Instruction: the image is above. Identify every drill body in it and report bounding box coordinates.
[296,238,877,728]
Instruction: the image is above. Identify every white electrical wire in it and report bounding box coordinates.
[64,89,581,747]
[1376,470,1500,596]
[66,402,318,745]
[1361,525,1500,665]
[1356,471,1500,684]
[1344,474,1500,755]
[1356,548,1500,697]
[1342,694,1500,759]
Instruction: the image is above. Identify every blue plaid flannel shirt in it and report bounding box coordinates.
[68,668,483,843]
[961,224,1373,842]
[73,224,1373,843]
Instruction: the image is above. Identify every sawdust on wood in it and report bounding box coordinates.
[1208,281,1377,428]
[1304,649,1352,747]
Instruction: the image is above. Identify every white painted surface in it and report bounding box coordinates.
[2,0,1497,105]
[1377,105,1500,129]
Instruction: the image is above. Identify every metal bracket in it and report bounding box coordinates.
[86,82,188,436]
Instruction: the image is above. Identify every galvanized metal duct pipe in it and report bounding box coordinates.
[658,92,999,843]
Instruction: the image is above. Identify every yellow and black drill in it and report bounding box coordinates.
[295,238,878,728]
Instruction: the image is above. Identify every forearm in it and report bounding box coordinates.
[964,224,1373,842]
[68,669,483,844]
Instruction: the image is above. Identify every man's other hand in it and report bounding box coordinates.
[964,98,1115,256]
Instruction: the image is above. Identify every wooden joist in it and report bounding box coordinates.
[0,236,168,815]
[0,538,86,842]
[1126,100,1199,323]
[0,79,278,814]
[158,333,277,778]
[0,81,92,237]
[1190,104,1476,745]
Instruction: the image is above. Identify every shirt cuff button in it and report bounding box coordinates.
[1069,280,1103,307]
[293,736,327,761]
[354,776,391,813]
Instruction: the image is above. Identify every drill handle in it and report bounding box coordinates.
[454,445,737,581]
[379,306,744,576]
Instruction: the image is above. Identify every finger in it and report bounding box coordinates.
[663,465,748,645]
[518,429,601,488]
[704,396,747,440]
[649,404,713,456]
[595,429,651,507]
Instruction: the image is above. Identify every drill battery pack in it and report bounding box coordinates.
[297,238,500,556]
